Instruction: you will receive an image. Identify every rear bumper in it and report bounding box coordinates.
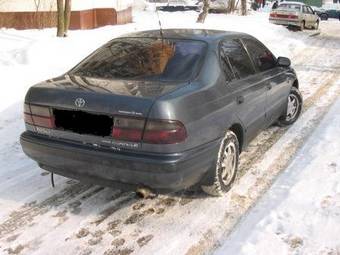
[20,131,220,192]
[269,18,300,27]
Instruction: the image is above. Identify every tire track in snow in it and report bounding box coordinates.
[0,183,92,238]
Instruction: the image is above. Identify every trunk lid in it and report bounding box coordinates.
[26,75,182,118]
[25,75,186,151]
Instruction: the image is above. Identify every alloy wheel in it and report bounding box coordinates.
[220,142,237,186]
[286,94,299,121]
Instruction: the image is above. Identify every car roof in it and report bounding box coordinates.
[279,1,305,5]
[119,29,248,42]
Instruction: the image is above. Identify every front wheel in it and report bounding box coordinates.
[277,87,303,127]
[321,14,328,20]
[201,131,239,196]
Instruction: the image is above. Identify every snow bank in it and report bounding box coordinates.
[215,98,340,255]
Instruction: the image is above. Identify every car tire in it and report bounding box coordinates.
[277,87,303,127]
[321,14,328,20]
[201,130,239,196]
[300,21,305,31]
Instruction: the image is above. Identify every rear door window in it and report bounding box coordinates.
[243,38,277,72]
[307,6,314,14]
[278,3,301,11]
[70,38,207,82]
[220,39,255,80]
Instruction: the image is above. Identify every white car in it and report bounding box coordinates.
[269,1,320,30]
[209,0,228,13]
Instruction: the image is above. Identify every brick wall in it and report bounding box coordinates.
[0,7,132,30]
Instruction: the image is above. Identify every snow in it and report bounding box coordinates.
[0,0,133,12]
[0,9,340,255]
[214,98,340,255]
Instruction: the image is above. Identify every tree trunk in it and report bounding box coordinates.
[57,0,65,37]
[227,0,236,13]
[241,0,247,15]
[64,0,72,36]
[197,0,210,23]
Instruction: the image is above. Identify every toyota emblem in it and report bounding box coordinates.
[75,98,85,108]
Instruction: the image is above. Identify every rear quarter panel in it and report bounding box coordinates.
[143,46,240,153]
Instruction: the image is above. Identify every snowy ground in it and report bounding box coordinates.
[0,10,339,255]
[214,99,340,255]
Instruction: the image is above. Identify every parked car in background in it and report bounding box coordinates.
[325,9,340,19]
[312,7,329,20]
[156,0,200,12]
[209,0,228,13]
[20,29,302,196]
[270,2,320,30]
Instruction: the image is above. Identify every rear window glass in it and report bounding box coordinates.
[70,38,207,82]
[278,3,301,10]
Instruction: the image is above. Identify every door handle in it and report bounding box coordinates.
[237,96,244,104]
[267,84,272,90]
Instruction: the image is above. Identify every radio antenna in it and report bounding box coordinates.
[155,4,165,43]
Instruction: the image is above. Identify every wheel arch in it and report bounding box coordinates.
[229,123,244,153]
[292,79,299,90]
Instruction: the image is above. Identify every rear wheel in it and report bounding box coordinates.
[201,130,239,196]
[321,14,328,20]
[277,87,303,127]
[300,20,305,31]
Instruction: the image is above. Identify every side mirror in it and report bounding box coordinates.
[277,56,291,67]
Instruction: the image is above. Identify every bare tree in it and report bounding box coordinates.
[33,0,42,28]
[197,0,210,23]
[241,0,247,15]
[227,0,237,13]
[57,0,64,37]
[57,0,72,37]
[33,0,41,11]
[64,0,72,35]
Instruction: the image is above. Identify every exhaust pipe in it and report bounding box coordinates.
[136,187,155,199]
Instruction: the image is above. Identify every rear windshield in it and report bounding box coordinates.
[70,38,207,82]
[278,3,301,10]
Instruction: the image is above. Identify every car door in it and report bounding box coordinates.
[302,5,310,26]
[219,39,267,141]
[304,5,315,27]
[306,6,313,26]
[242,37,291,125]
[307,6,318,24]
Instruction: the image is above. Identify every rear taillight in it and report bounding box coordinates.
[288,15,298,19]
[30,105,52,117]
[112,117,145,142]
[111,117,187,144]
[270,13,277,17]
[24,103,55,129]
[24,113,34,125]
[143,120,187,144]
[31,115,55,128]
